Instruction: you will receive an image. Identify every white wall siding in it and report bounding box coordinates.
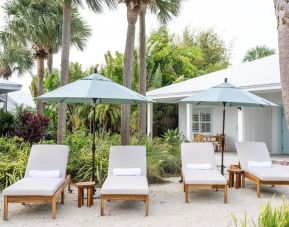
[178,103,187,139]
[243,107,273,152]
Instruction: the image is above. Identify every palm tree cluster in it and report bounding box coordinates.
[120,0,182,144]
[3,0,91,116]
[0,0,183,144]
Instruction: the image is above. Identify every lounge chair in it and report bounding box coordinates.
[100,146,149,216]
[181,143,227,203]
[236,142,289,197]
[3,145,71,220]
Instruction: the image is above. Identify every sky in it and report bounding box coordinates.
[0,0,278,92]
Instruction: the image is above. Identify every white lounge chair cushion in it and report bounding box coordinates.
[25,145,69,179]
[113,168,142,176]
[108,146,147,176]
[181,143,217,170]
[101,176,149,195]
[28,170,60,178]
[183,170,226,185]
[235,142,271,169]
[248,161,272,168]
[245,167,289,181]
[2,177,64,196]
[186,163,212,170]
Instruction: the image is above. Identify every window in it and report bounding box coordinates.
[192,111,212,133]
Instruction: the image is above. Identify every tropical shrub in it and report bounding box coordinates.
[15,111,49,143]
[231,198,289,227]
[0,110,15,136]
[0,137,30,190]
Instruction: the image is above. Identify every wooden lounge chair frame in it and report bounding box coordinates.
[181,171,227,203]
[3,175,71,220]
[236,142,289,198]
[243,171,289,198]
[100,194,149,216]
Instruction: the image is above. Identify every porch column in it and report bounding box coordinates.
[237,107,244,142]
[147,102,153,137]
[186,104,192,141]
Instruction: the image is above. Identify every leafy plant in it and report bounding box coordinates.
[0,110,15,136]
[0,137,30,190]
[15,111,49,143]
[231,198,289,227]
[163,128,185,146]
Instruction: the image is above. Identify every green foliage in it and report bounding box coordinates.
[243,45,275,63]
[231,198,289,227]
[163,128,185,146]
[153,103,178,137]
[0,128,183,190]
[4,0,91,57]
[0,110,15,136]
[0,137,30,190]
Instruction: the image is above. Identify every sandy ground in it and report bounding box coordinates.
[1,152,289,227]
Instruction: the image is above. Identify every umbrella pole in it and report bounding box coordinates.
[91,101,96,184]
[221,102,226,175]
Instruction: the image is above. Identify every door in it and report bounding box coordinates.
[281,107,289,154]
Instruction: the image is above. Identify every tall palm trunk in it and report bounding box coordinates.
[36,56,45,115]
[47,48,53,74]
[121,4,140,145]
[138,7,147,137]
[57,0,71,144]
[274,0,289,128]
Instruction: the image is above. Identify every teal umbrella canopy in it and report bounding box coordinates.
[0,78,22,95]
[180,80,277,107]
[37,73,149,104]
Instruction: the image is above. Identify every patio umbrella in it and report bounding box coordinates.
[180,78,277,175]
[37,72,150,182]
[0,78,22,111]
[0,78,22,95]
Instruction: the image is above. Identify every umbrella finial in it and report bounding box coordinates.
[94,67,98,74]
[224,78,228,82]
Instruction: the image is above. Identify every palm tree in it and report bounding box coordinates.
[242,45,275,62]
[96,104,121,133]
[138,0,182,137]
[119,0,142,145]
[57,0,117,144]
[4,0,91,116]
[274,0,289,129]
[0,33,33,111]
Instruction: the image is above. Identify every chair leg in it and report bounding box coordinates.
[185,185,189,203]
[100,196,104,216]
[52,196,57,219]
[90,188,94,206]
[77,188,82,208]
[256,181,261,198]
[145,195,149,217]
[224,185,227,204]
[3,196,8,221]
[61,191,65,205]
[242,175,245,188]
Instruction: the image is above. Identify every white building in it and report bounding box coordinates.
[146,55,288,154]
[6,91,36,112]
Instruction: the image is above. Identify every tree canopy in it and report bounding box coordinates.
[243,45,275,62]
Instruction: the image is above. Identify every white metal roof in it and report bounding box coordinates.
[147,55,280,103]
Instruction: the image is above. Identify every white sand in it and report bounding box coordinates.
[1,152,289,227]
